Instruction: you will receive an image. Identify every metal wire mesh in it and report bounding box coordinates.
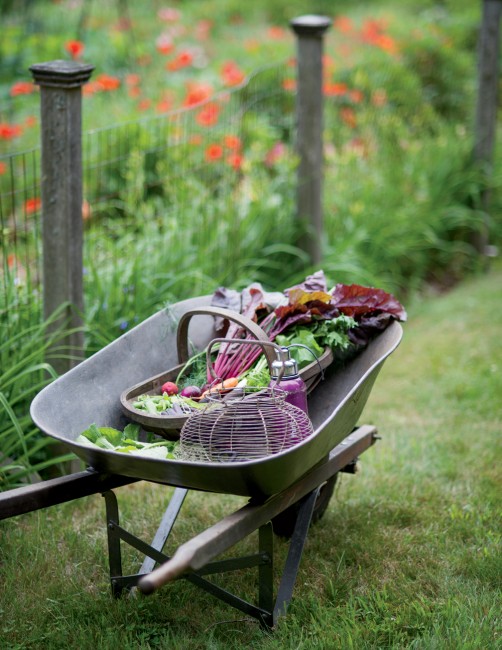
[0,148,42,335]
[178,387,314,463]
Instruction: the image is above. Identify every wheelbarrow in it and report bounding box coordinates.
[0,296,402,628]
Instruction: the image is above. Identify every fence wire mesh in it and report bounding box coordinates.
[1,62,296,343]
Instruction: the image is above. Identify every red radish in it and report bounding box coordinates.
[161,381,178,395]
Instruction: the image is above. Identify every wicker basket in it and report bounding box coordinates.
[120,306,332,438]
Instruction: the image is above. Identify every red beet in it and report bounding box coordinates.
[180,385,202,399]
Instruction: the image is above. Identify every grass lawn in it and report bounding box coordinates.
[1,264,501,649]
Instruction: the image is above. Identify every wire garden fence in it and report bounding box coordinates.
[1,61,297,344]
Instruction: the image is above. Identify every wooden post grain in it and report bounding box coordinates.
[30,60,94,373]
[290,15,331,267]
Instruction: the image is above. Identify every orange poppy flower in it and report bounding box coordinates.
[24,197,41,214]
[196,103,220,127]
[65,40,85,59]
[226,153,243,170]
[96,74,120,91]
[205,144,223,162]
[340,107,357,129]
[282,78,296,92]
[333,16,354,33]
[0,122,23,140]
[267,26,287,40]
[324,82,347,97]
[167,51,193,71]
[221,61,245,87]
[223,134,241,150]
[10,81,36,96]
[0,161,7,175]
[156,35,174,55]
[183,82,213,107]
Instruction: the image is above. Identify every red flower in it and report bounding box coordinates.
[0,161,7,175]
[138,99,151,111]
[223,134,241,150]
[0,122,23,140]
[24,115,37,127]
[156,97,173,113]
[96,74,120,91]
[333,16,354,33]
[196,103,220,127]
[340,107,357,128]
[360,19,398,55]
[267,26,287,40]
[221,61,245,87]
[10,81,36,96]
[205,144,223,162]
[195,19,212,40]
[65,40,85,59]
[125,74,141,86]
[167,51,193,71]
[158,7,181,22]
[349,89,364,103]
[324,82,347,97]
[156,35,174,55]
[226,153,243,170]
[24,197,41,214]
[282,78,296,92]
[183,82,213,107]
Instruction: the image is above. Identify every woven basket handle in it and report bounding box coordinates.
[176,306,276,368]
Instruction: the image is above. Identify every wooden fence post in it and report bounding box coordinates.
[30,60,94,374]
[290,15,331,267]
[473,0,501,257]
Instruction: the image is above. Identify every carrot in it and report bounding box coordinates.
[202,377,239,397]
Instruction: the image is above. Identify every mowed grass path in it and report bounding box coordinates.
[1,264,501,649]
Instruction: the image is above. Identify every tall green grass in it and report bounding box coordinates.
[0,304,80,488]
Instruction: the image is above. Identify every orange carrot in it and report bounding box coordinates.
[202,377,239,397]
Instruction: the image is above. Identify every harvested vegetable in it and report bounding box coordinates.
[202,377,239,397]
[161,381,178,396]
[209,270,407,381]
[180,385,203,399]
[133,393,205,416]
[76,423,179,458]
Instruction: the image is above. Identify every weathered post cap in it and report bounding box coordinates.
[290,15,332,37]
[30,60,95,88]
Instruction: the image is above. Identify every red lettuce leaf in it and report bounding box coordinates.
[331,283,407,321]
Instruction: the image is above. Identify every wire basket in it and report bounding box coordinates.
[177,385,314,463]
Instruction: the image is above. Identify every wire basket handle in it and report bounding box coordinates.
[205,337,284,384]
[176,306,276,367]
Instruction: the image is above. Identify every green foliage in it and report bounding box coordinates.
[0,304,81,489]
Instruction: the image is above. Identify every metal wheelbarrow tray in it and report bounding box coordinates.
[30,295,402,499]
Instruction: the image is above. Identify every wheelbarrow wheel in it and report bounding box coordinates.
[271,473,338,539]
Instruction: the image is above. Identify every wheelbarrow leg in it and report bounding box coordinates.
[272,486,319,626]
[138,488,188,576]
[103,487,188,597]
[102,489,123,597]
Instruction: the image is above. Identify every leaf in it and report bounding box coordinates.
[331,283,407,321]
